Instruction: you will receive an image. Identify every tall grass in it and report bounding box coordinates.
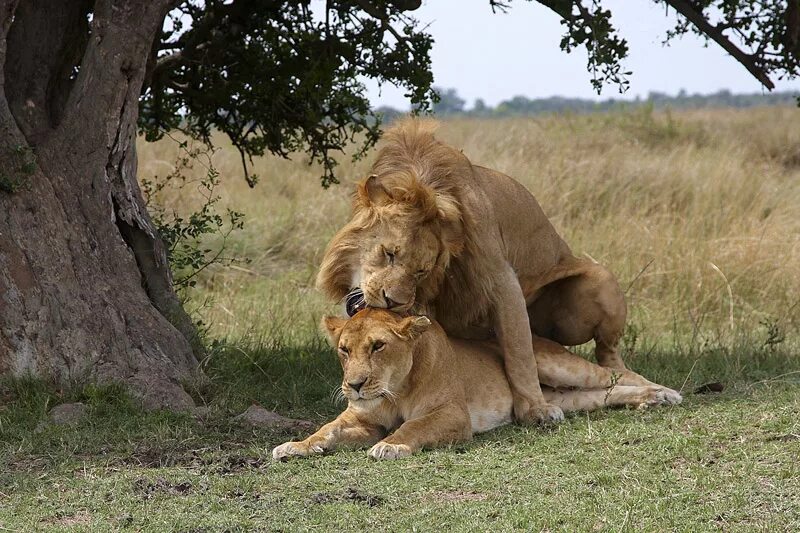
[138,106,800,356]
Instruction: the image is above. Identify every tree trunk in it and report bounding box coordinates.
[0,0,203,409]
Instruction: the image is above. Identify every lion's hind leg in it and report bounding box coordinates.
[534,337,657,389]
[544,385,682,413]
[529,260,627,370]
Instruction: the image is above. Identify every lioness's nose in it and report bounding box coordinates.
[347,379,366,392]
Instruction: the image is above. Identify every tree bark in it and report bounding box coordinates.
[0,0,203,409]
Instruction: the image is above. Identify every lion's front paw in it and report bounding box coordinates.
[368,442,413,460]
[637,387,683,409]
[272,441,324,461]
[516,402,565,425]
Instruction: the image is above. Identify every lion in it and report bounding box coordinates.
[316,118,628,425]
[272,309,681,461]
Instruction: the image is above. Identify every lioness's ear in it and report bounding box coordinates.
[357,174,390,207]
[321,315,348,344]
[392,315,432,340]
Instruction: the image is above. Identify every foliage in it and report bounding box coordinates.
[432,87,467,115]
[513,0,800,94]
[133,1,800,189]
[656,0,800,86]
[139,0,435,187]
[425,87,799,118]
[141,139,245,292]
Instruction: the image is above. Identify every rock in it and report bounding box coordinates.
[47,402,89,426]
[191,405,210,420]
[233,405,313,430]
[127,376,196,411]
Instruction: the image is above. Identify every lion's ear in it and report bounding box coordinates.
[357,174,390,207]
[392,315,432,340]
[321,315,348,344]
[435,194,465,256]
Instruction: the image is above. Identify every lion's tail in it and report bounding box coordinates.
[520,257,596,304]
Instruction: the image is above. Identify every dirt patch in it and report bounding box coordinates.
[42,510,91,527]
[310,487,384,507]
[132,477,196,499]
[6,454,50,474]
[111,446,271,478]
[213,454,268,474]
[119,447,209,469]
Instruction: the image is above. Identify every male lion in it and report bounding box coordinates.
[272,309,681,461]
[317,118,627,425]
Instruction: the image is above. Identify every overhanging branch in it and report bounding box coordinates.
[353,0,414,56]
[662,0,775,90]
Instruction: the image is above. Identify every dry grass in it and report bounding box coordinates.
[138,106,800,350]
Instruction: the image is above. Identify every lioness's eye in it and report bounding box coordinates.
[338,346,349,357]
[372,341,385,353]
[384,249,395,265]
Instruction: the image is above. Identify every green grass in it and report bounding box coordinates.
[2,340,799,531]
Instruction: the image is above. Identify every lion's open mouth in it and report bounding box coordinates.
[346,286,415,316]
[345,287,367,317]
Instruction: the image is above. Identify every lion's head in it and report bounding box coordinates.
[322,309,431,404]
[316,172,465,313]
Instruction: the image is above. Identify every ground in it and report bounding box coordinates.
[2,107,800,530]
[1,373,799,530]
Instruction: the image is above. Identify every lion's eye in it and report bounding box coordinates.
[338,346,349,357]
[371,341,385,353]
[385,249,395,265]
[415,269,428,279]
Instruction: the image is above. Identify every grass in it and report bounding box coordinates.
[139,105,800,347]
[2,374,799,530]
[2,106,800,530]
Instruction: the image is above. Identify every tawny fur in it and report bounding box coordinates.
[316,118,629,424]
[272,309,681,461]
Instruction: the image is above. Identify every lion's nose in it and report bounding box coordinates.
[382,290,399,309]
[347,379,366,392]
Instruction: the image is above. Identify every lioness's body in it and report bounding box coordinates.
[317,119,627,425]
[273,310,680,461]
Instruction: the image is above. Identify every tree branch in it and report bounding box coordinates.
[4,0,92,143]
[353,0,414,56]
[663,0,775,89]
[57,0,175,146]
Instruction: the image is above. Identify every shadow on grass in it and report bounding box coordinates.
[1,335,797,470]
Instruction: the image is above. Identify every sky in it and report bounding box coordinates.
[364,0,799,109]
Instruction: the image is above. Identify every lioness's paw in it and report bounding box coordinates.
[368,442,412,460]
[272,441,324,461]
[637,387,683,409]
[517,403,565,425]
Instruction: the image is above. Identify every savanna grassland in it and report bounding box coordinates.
[145,105,800,353]
[1,107,799,531]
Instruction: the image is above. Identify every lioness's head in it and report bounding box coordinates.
[322,309,431,404]
[317,174,464,313]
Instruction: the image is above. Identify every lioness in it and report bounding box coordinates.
[272,309,681,461]
[317,118,628,425]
